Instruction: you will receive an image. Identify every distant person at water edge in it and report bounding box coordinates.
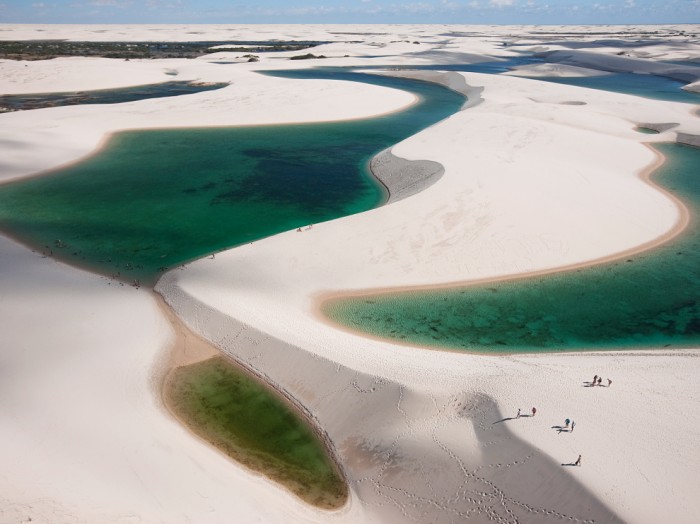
[531,407,536,417]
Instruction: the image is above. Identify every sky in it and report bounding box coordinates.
[1,0,699,25]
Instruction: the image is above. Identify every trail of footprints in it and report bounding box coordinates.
[188,307,605,523]
[352,391,602,523]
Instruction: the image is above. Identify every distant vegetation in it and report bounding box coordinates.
[290,53,327,60]
[0,81,229,112]
[0,40,329,60]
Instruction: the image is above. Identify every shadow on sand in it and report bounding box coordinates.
[552,425,572,433]
[493,414,533,424]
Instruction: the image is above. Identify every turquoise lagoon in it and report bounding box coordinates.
[324,143,700,353]
[0,71,465,285]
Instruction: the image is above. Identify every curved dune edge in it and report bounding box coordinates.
[370,148,445,204]
[368,71,481,204]
[0,62,417,185]
[315,143,689,320]
[316,69,693,332]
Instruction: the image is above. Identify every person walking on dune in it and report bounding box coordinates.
[574,455,581,466]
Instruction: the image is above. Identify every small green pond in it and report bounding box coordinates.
[167,356,347,508]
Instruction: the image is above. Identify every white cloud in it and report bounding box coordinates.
[286,5,338,16]
[145,0,183,8]
[88,0,132,7]
[441,0,460,9]
[490,0,515,6]
[392,2,437,14]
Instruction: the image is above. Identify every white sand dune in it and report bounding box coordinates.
[0,59,415,183]
[1,24,700,523]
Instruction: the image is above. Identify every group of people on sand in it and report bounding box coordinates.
[562,373,615,465]
[560,418,580,465]
[516,407,536,418]
[515,373,618,467]
[513,406,583,466]
[592,374,612,387]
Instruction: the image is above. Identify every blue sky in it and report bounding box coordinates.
[1,0,699,24]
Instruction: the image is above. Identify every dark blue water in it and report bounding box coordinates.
[361,55,543,75]
[532,73,700,104]
[361,54,700,104]
[0,81,230,111]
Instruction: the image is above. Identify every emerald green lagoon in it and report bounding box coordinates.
[167,357,347,507]
[324,143,700,353]
[0,71,465,285]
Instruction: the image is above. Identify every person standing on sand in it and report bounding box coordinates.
[608,378,612,387]
[516,408,521,418]
[597,377,602,386]
[565,418,570,428]
[575,455,581,466]
[593,374,598,385]
[571,421,575,432]
[532,407,536,417]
